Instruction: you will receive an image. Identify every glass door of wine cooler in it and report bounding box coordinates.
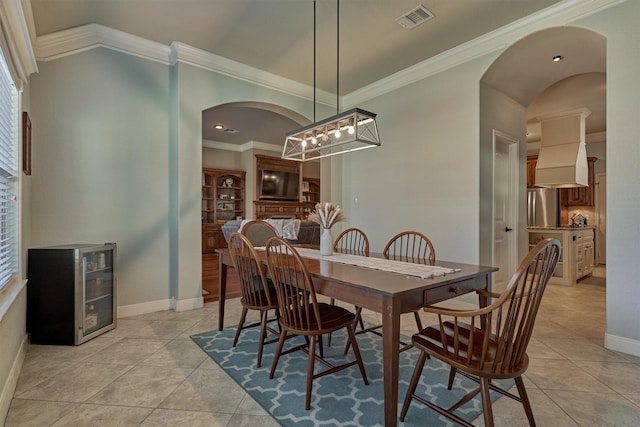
[77,245,117,343]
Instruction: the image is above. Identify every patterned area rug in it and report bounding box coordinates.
[192,325,505,426]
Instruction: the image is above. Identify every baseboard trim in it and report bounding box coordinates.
[172,296,204,312]
[605,333,640,357]
[117,299,172,318]
[0,333,27,425]
[117,296,204,318]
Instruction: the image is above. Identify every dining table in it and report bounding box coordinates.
[216,246,497,427]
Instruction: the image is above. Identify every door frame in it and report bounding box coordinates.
[492,130,520,287]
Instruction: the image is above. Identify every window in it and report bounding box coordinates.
[0,48,19,290]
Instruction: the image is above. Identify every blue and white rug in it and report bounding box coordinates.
[191,325,503,426]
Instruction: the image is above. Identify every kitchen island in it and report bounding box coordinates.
[528,226,595,285]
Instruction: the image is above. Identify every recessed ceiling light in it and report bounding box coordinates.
[214,124,224,130]
[552,55,563,62]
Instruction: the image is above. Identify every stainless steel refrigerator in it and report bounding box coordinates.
[527,188,559,227]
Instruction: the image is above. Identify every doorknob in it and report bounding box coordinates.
[504,227,513,232]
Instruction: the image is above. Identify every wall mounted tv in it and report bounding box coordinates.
[259,169,300,201]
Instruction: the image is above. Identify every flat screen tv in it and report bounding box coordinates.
[259,169,300,201]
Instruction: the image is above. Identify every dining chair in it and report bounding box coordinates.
[265,236,369,410]
[240,219,279,246]
[400,238,561,427]
[228,232,280,368]
[348,230,436,352]
[328,227,370,346]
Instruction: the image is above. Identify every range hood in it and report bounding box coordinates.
[535,108,591,188]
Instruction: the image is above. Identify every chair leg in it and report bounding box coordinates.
[233,307,248,347]
[480,377,495,427]
[306,335,317,410]
[328,298,336,346]
[355,306,364,330]
[256,310,269,368]
[346,324,369,385]
[269,329,288,379]
[515,376,536,427]
[400,351,429,421]
[447,367,457,390]
[413,311,423,331]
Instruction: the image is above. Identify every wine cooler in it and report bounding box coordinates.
[27,243,117,345]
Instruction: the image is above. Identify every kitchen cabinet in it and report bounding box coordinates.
[561,157,597,206]
[527,227,595,286]
[526,155,538,188]
[575,228,595,279]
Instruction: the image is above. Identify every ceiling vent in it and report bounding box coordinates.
[224,128,239,134]
[395,5,435,30]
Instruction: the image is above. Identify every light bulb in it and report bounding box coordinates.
[311,136,317,145]
[348,125,355,135]
[301,140,307,148]
[335,129,341,138]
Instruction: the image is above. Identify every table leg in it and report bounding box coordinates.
[381,296,400,427]
[218,255,227,331]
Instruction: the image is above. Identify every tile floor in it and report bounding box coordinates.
[6,267,640,426]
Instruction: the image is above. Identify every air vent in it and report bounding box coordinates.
[224,128,239,134]
[395,5,434,30]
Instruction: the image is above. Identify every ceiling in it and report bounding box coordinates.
[29,0,606,147]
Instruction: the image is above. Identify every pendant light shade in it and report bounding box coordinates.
[282,0,380,162]
[282,108,380,161]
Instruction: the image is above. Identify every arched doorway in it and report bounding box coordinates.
[479,26,606,279]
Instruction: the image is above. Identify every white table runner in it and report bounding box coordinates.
[292,247,460,279]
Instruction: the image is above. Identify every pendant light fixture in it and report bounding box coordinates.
[282,0,380,162]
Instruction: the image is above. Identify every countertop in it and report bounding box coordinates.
[527,225,596,230]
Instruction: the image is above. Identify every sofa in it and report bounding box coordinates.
[221,219,320,245]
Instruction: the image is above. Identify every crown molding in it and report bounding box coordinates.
[203,139,282,153]
[35,23,171,65]
[0,0,38,87]
[35,24,335,108]
[343,0,624,107]
[169,42,335,107]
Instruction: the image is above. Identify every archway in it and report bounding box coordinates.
[478,26,606,276]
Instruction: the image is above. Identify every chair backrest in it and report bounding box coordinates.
[383,231,435,264]
[265,236,323,332]
[333,227,370,256]
[240,220,279,246]
[228,232,274,308]
[475,238,561,373]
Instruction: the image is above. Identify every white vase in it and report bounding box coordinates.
[320,227,333,256]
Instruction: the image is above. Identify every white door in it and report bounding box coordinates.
[493,131,519,291]
[596,173,606,264]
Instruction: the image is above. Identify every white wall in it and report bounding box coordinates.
[338,55,495,261]
[576,0,640,353]
[30,48,172,309]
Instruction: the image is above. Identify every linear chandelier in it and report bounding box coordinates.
[282,0,380,162]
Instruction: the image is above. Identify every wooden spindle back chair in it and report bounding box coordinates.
[265,236,369,410]
[400,238,561,427]
[227,232,280,368]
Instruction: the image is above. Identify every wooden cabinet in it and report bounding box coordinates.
[254,200,306,219]
[201,168,245,253]
[560,157,597,206]
[526,155,538,188]
[302,178,320,215]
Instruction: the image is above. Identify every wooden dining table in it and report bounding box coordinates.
[216,247,497,427]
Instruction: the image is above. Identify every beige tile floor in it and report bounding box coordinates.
[6,267,640,426]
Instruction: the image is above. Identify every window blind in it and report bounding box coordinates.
[0,48,18,289]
